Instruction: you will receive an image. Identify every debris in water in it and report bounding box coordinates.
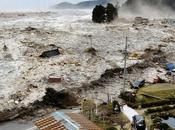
[3,44,8,51]
[48,76,62,83]
[39,48,61,58]
[133,17,149,26]
[84,47,97,56]
[24,26,38,32]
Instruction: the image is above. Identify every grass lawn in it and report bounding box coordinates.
[136,83,175,103]
[95,113,130,129]
[135,84,175,129]
[116,113,131,130]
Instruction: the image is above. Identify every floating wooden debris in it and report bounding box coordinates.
[48,76,62,83]
[39,48,60,58]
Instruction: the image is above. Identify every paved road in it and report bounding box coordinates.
[122,105,139,122]
[0,121,34,130]
[122,105,147,130]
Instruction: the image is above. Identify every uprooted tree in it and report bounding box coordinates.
[106,3,118,22]
[92,3,118,23]
[92,5,106,23]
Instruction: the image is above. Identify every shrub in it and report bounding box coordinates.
[119,91,136,102]
[141,99,175,108]
[127,102,139,109]
[153,117,162,124]
[106,127,118,130]
[145,105,175,114]
[162,105,171,111]
[159,123,169,130]
[151,112,171,119]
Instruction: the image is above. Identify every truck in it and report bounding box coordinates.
[132,115,146,130]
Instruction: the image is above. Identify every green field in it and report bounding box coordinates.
[136,83,175,103]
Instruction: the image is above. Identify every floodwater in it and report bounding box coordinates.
[162,117,175,129]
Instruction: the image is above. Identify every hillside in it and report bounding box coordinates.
[53,2,75,9]
[53,0,108,9]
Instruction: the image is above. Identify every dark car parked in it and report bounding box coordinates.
[132,115,146,130]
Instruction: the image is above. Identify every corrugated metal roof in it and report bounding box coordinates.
[34,116,67,130]
[52,112,80,130]
[34,112,103,130]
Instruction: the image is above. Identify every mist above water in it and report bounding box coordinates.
[119,0,175,18]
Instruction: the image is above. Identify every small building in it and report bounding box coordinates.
[33,112,103,130]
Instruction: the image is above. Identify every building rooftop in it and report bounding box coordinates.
[34,116,66,130]
[34,112,103,130]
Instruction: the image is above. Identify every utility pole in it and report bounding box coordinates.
[95,101,98,115]
[88,35,92,48]
[107,92,110,103]
[123,37,128,92]
[91,35,92,48]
